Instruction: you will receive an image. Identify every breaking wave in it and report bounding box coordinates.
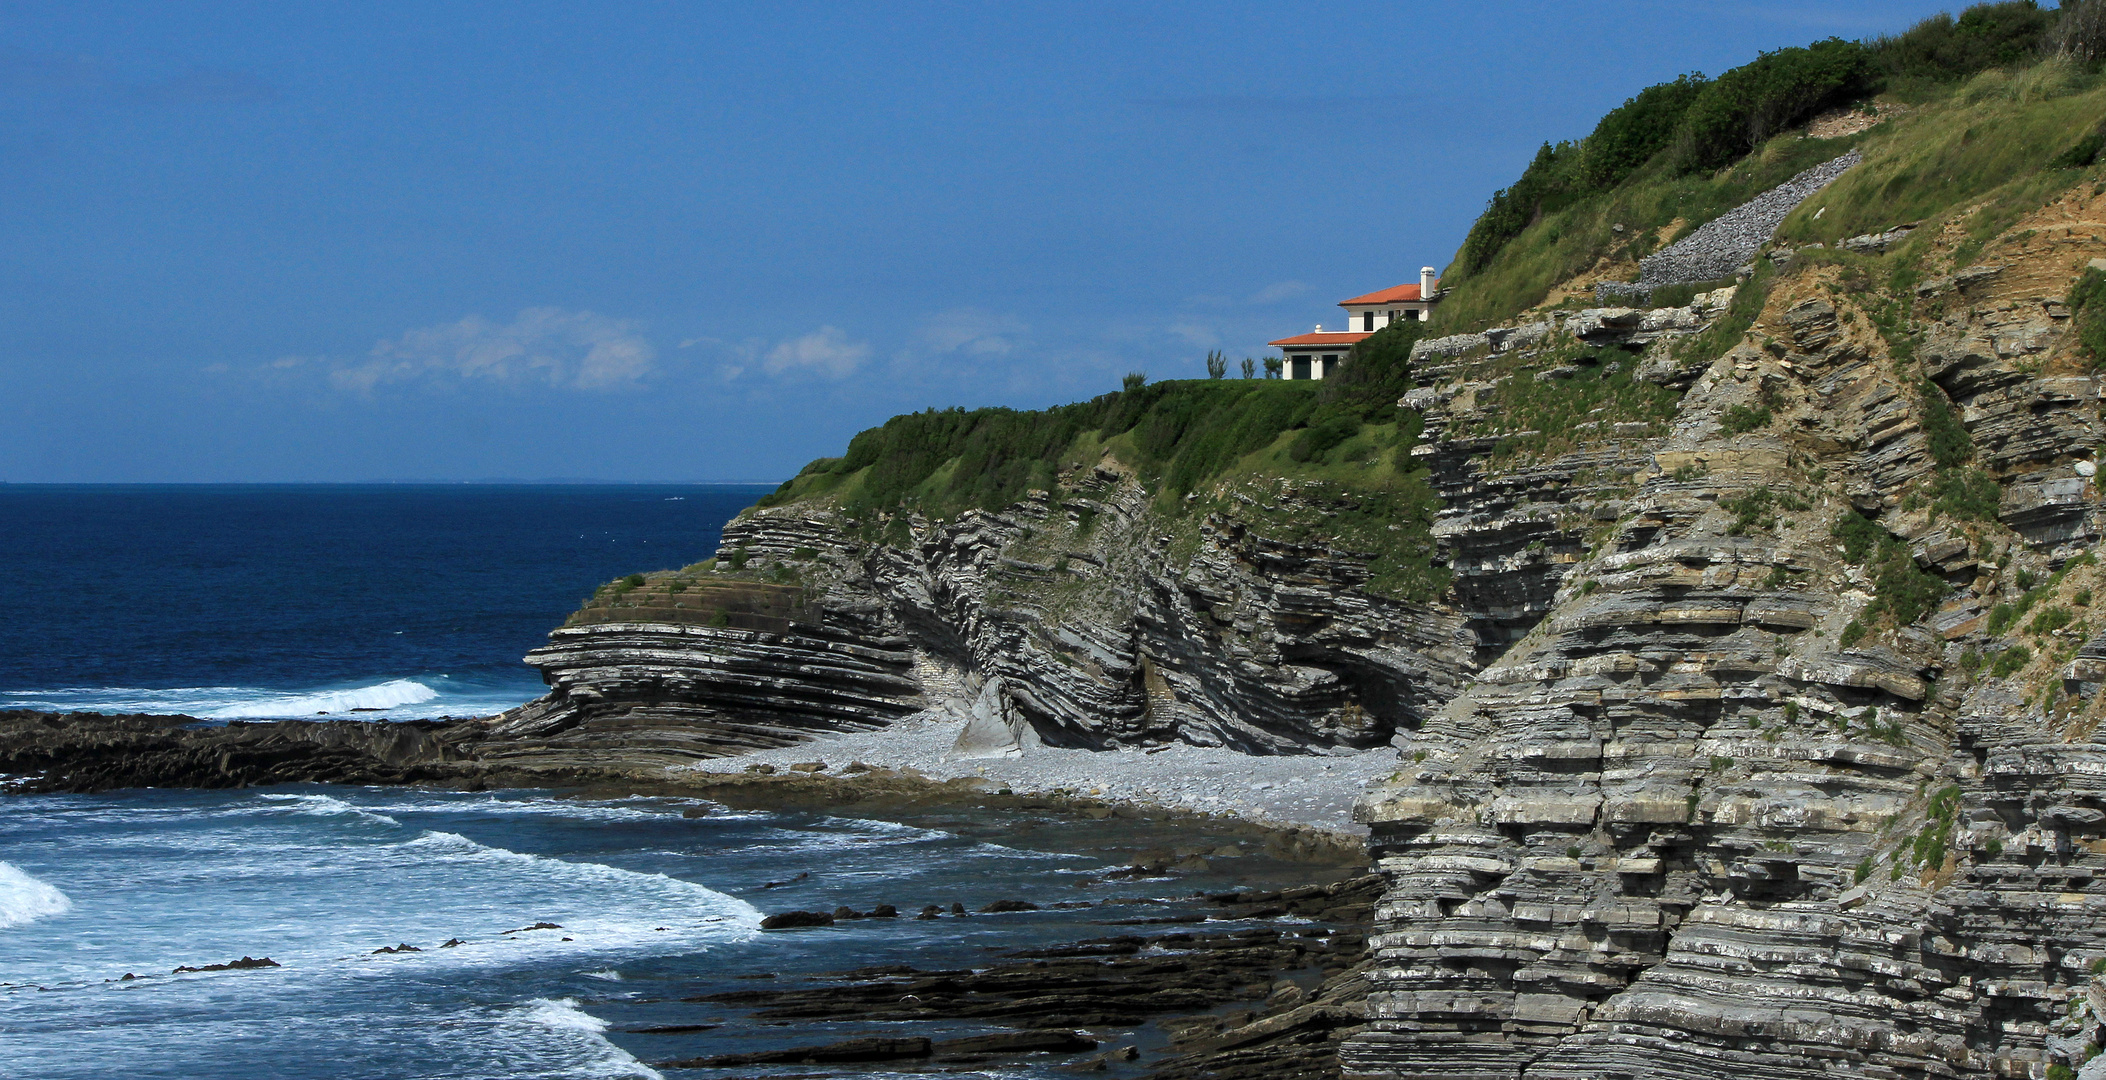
[0,862,73,929]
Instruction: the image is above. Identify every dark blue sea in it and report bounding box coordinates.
[0,484,772,720]
[0,486,1300,1078]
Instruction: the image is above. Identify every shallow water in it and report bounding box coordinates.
[2,785,1322,1078]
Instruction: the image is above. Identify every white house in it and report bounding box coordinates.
[1268,267,1439,380]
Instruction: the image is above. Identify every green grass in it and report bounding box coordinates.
[1446,340,1684,468]
[1777,66,2106,249]
[759,379,1330,520]
[1430,44,2106,337]
[1433,135,1858,333]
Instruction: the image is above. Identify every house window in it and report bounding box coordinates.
[1321,354,1339,378]
[1387,310,1397,322]
[1362,311,1374,332]
[1291,356,1310,380]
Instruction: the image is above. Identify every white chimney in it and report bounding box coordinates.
[1314,324,1323,332]
[1420,266,1438,300]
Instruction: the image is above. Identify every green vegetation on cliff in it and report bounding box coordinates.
[760,317,1432,527]
[1434,1,2106,333]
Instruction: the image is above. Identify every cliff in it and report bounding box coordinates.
[492,46,2106,1075]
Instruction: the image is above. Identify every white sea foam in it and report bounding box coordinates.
[256,793,401,826]
[208,679,438,718]
[511,998,664,1080]
[0,676,531,722]
[0,862,73,929]
[360,793,675,824]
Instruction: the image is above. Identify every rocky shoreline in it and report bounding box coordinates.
[2,707,1392,1079]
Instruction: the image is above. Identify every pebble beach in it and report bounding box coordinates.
[678,714,1407,836]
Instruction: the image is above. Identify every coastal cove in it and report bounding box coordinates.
[18,6,2106,1079]
[0,776,1377,1080]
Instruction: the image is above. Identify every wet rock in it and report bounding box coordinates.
[662,1035,933,1067]
[869,904,899,918]
[759,910,836,930]
[170,956,279,974]
[978,899,1040,913]
[933,1028,1097,1056]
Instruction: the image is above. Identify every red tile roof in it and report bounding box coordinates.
[1267,331,1372,347]
[1338,282,1433,306]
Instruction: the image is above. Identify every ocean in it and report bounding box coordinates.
[0,484,772,721]
[0,485,1320,1078]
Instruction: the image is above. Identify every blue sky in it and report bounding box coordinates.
[2,1,1951,482]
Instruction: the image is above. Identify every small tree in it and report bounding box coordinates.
[2058,0,2106,65]
[1123,371,1147,393]
[1205,349,1227,379]
[1263,356,1283,379]
[1241,357,1256,379]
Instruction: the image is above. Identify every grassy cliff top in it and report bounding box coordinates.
[1431,1,2106,333]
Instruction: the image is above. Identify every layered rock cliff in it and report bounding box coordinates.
[491,62,2106,1080]
[1344,185,2106,1079]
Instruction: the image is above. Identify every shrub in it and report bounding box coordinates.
[2054,119,2106,169]
[1287,411,1364,463]
[1855,857,1874,883]
[1454,141,1585,276]
[1720,403,1773,435]
[1919,380,1974,468]
[2051,0,2106,63]
[1123,372,1147,393]
[1871,540,1949,625]
[1871,3,2059,85]
[1205,350,1227,379]
[1323,318,1429,420]
[1671,39,1877,174]
[1929,468,2001,521]
[1991,644,2033,677]
[1264,356,1283,378]
[1580,73,1710,190]
[622,573,645,588]
[2031,606,2074,635]
[1833,510,1886,563]
[1840,619,1868,647]
[1241,357,1256,379]
[2070,266,2106,368]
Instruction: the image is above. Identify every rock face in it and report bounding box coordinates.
[477,171,2106,1079]
[511,467,1477,757]
[1343,183,2106,1079]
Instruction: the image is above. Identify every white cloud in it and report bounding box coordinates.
[1249,280,1311,304]
[1169,322,1220,348]
[330,307,655,393]
[763,326,870,378]
[919,308,1028,358]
